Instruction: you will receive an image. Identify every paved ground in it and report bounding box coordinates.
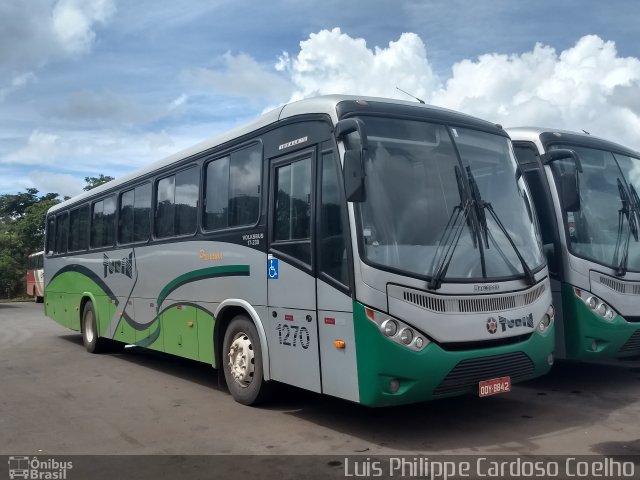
[1,302,639,457]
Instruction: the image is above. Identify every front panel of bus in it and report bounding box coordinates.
[511,130,640,359]
[333,102,555,406]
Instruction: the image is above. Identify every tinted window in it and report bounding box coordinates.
[155,175,175,238]
[119,184,151,244]
[36,254,43,269]
[175,168,199,235]
[119,189,134,244]
[133,183,151,242]
[55,212,68,254]
[319,152,348,285]
[513,145,539,165]
[204,143,261,230]
[69,205,89,251]
[91,196,116,248]
[273,155,312,264]
[46,217,55,255]
[155,167,198,238]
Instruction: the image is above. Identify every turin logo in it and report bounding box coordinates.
[103,252,133,279]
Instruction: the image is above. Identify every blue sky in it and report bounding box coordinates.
[2,0,640,197]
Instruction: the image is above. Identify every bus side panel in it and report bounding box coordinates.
[162,304,199,361]
[46,270,104,330]
[197,305,215,365]
[317,280,359,403]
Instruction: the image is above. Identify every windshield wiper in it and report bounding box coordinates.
[465,166,536,286]
[614,178,640,276]
[428,166,475,290]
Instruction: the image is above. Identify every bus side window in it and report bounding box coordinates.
[319,151,348,286]
[69,204,89,251]
[46,217,55,255]
[155,167,198,238]
[55,212,69,254]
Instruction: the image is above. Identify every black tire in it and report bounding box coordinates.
[81,301,111,353]
[35,295,43,304]
[222,315,273,406]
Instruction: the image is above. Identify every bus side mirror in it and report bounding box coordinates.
[543,148,582,212]
[560,172,580,212]
[335,118,367,203]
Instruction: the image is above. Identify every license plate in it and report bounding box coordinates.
[479,376,511,397]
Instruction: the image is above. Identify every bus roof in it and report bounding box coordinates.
[28,251,44,257]
[507,126,640,158]
[48,94,503,214]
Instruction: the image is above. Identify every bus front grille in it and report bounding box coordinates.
[619,331,640,353]
[598,275,640,295]
[394,283,546,314]
[433,352,534,396]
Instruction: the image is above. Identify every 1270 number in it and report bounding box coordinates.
[276,324,310,349]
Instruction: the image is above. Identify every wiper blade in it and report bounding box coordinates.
[428,167,475,290]
[465,166,536,286]
[613,179,639,276]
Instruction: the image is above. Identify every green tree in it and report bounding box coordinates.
[83,174,114,191]
[0,189,60,298]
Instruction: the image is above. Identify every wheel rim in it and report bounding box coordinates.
[84,309,95,344]
[227,332,255,388]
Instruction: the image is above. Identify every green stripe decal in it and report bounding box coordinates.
[157,265,250,311]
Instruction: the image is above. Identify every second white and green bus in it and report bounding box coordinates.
[509,127,640,359]
[44,95,555,406]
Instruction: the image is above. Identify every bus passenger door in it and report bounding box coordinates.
[266,147,321,393]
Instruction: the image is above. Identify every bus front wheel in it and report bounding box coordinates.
[82,301,110,353]
[222,315,272,406]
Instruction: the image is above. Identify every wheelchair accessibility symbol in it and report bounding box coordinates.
[267,256,279,280]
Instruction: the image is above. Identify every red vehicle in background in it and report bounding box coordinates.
[26,251,44,303]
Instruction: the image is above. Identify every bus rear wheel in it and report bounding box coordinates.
[82,301,110,353]
[222,315,272,406]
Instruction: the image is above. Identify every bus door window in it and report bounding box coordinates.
[318,151,348,287]
[272,155,312,265]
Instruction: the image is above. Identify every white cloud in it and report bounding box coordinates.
[52,0,115,55]
[186,52,293,102]
[168,94,188,111]
[278,28,438,103]
[432,35,640,148]
[0,0,115,75]
[263,30,640,149]
[51,89,162,125]
[28,172,83,198]
[0,72,37,101]
[4,131,61,165]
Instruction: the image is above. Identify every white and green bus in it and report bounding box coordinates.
[509,127,640,359]
[44,96,555,407]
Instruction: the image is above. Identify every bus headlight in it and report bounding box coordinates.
[538,305,555,333]
[574,289,617,322]
[364,306,429,351]
[399,328,414,345]
[382,319,398,337]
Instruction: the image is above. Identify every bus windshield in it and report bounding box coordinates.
[356,117,544,282]
[550,144,640,272]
